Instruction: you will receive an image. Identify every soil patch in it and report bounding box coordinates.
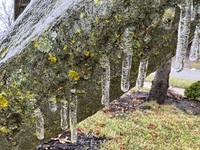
[34,90,200,150]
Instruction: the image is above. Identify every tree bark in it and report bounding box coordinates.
[148,58,172,104]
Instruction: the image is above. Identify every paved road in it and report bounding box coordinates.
[151,56,200,80]
[151,68,200,80]
[170,68,200,80]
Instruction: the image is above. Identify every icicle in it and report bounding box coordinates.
[60,99,68,130]
[136,56,149,90]
[33,108,44,140]
[49,96,57,112]
[69,83,78,144]
[100,56,110,107]
[121,28,133,92]
[175,0,192,72]
[189,24,200,62]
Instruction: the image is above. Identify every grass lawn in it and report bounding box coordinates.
[78,101,200,150]
[190,61,200,69]
[145,74,197,89]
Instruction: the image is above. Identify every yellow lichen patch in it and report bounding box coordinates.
[85,51,90,57]
[162,35,167,40]
[98,1,103,4]
[34,42,38,48]
[0,47,6,58]
[95,17,98,22]
[63,45,68,50]
[115,33,120,38]
[0,126,7,133]
[7,89,13,97]
[71,39,76,43]
[154,51,160,55]
[25,73,29,77]
[163,8,171,18]
[26,91,34,99]
[132,57,138,63]
[18,96,23,102]
[131,70,138,75]
[45,27,50,31]
[48,53,57,64]
[0,94,8,108]
[105,20,109,23]
[76,90,82,93]
[68,70,79,81]
[76,29,81,33]
[137,42,141,48]
[90,53,94,57]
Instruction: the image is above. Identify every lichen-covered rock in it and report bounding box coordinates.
[0,0,199,149]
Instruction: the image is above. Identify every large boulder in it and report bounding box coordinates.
[0,0,199,149]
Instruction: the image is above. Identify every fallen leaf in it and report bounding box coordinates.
[51,134,71,144]
[99,123,105,127]
[96,128,101,135]
[120,131,126,136]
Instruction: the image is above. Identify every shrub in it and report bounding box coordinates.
[184,81,200,100]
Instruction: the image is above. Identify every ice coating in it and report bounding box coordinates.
[60,99,68,130]
[175,0,192,72]
[100,56,110,107]
[0,0,76,66]
[136,56,149,90]
[49,96,57,112]
[189,24,200,62]
[69,89,78,144]
[33,108,44,140]
[162,7,176,30]
[121,28,133,92]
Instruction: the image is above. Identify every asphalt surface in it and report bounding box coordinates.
[151,56,200,80]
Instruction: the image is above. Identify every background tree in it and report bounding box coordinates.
[0,0,14,35]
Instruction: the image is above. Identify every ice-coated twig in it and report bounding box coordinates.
[136,56,149,90]
[33,108,44,140]
[69,83,78,144]
[60,99,68,130]
[162,7,175,30]
[100,55,110,107]
[49,95,57,112]
[189,24,200,62]
[175,0,192,72]
[121,28,133,92]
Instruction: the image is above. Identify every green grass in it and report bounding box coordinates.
[190,61,200,69]
[78,101,200,150]
[145,74,197,89]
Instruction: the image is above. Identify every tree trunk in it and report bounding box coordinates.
[148,58,172,104]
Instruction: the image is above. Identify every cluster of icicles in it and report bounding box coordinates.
[175,0,200,71]
[33,0,200,143]
[33,83,78,143]
[32,38,149,143]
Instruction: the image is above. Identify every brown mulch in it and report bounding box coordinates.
[103,89,200,115]
[34,89,200,150]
